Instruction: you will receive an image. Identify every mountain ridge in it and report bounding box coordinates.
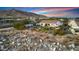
[0,9,48,19]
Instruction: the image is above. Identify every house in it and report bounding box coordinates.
[0,18,13,28]
[25,24,33,27]
[68,19,79,34]
[68,19,79,31]
[39,20,63,27]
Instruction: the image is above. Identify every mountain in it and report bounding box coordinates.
[0,9,48,19]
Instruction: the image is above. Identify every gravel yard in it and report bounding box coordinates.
[0,29,79,51]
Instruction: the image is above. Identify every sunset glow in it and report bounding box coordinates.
[0,7,79,17]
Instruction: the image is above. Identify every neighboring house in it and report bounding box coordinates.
[25,24,33,27]
[68,19,79,34]
[68,19,79,31]
[39,20,63,27]
[0,19,13,28]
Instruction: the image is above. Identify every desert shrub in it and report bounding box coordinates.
[13,22,25,30]
[53,21,71,35]
[53,28,65,35]
[38,26,50,33]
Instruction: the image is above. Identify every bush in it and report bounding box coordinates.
[53,24,70,35]
[13,19,36,30]
[38,26,50,33]
[53,28,65,35]
[13,22,25,30]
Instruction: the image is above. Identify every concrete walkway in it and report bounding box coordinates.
[0,27,14,31]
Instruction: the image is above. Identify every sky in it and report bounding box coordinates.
[0,7,79,17]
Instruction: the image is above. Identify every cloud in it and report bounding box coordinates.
[32,7,79,17]
[32,7,74,13]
